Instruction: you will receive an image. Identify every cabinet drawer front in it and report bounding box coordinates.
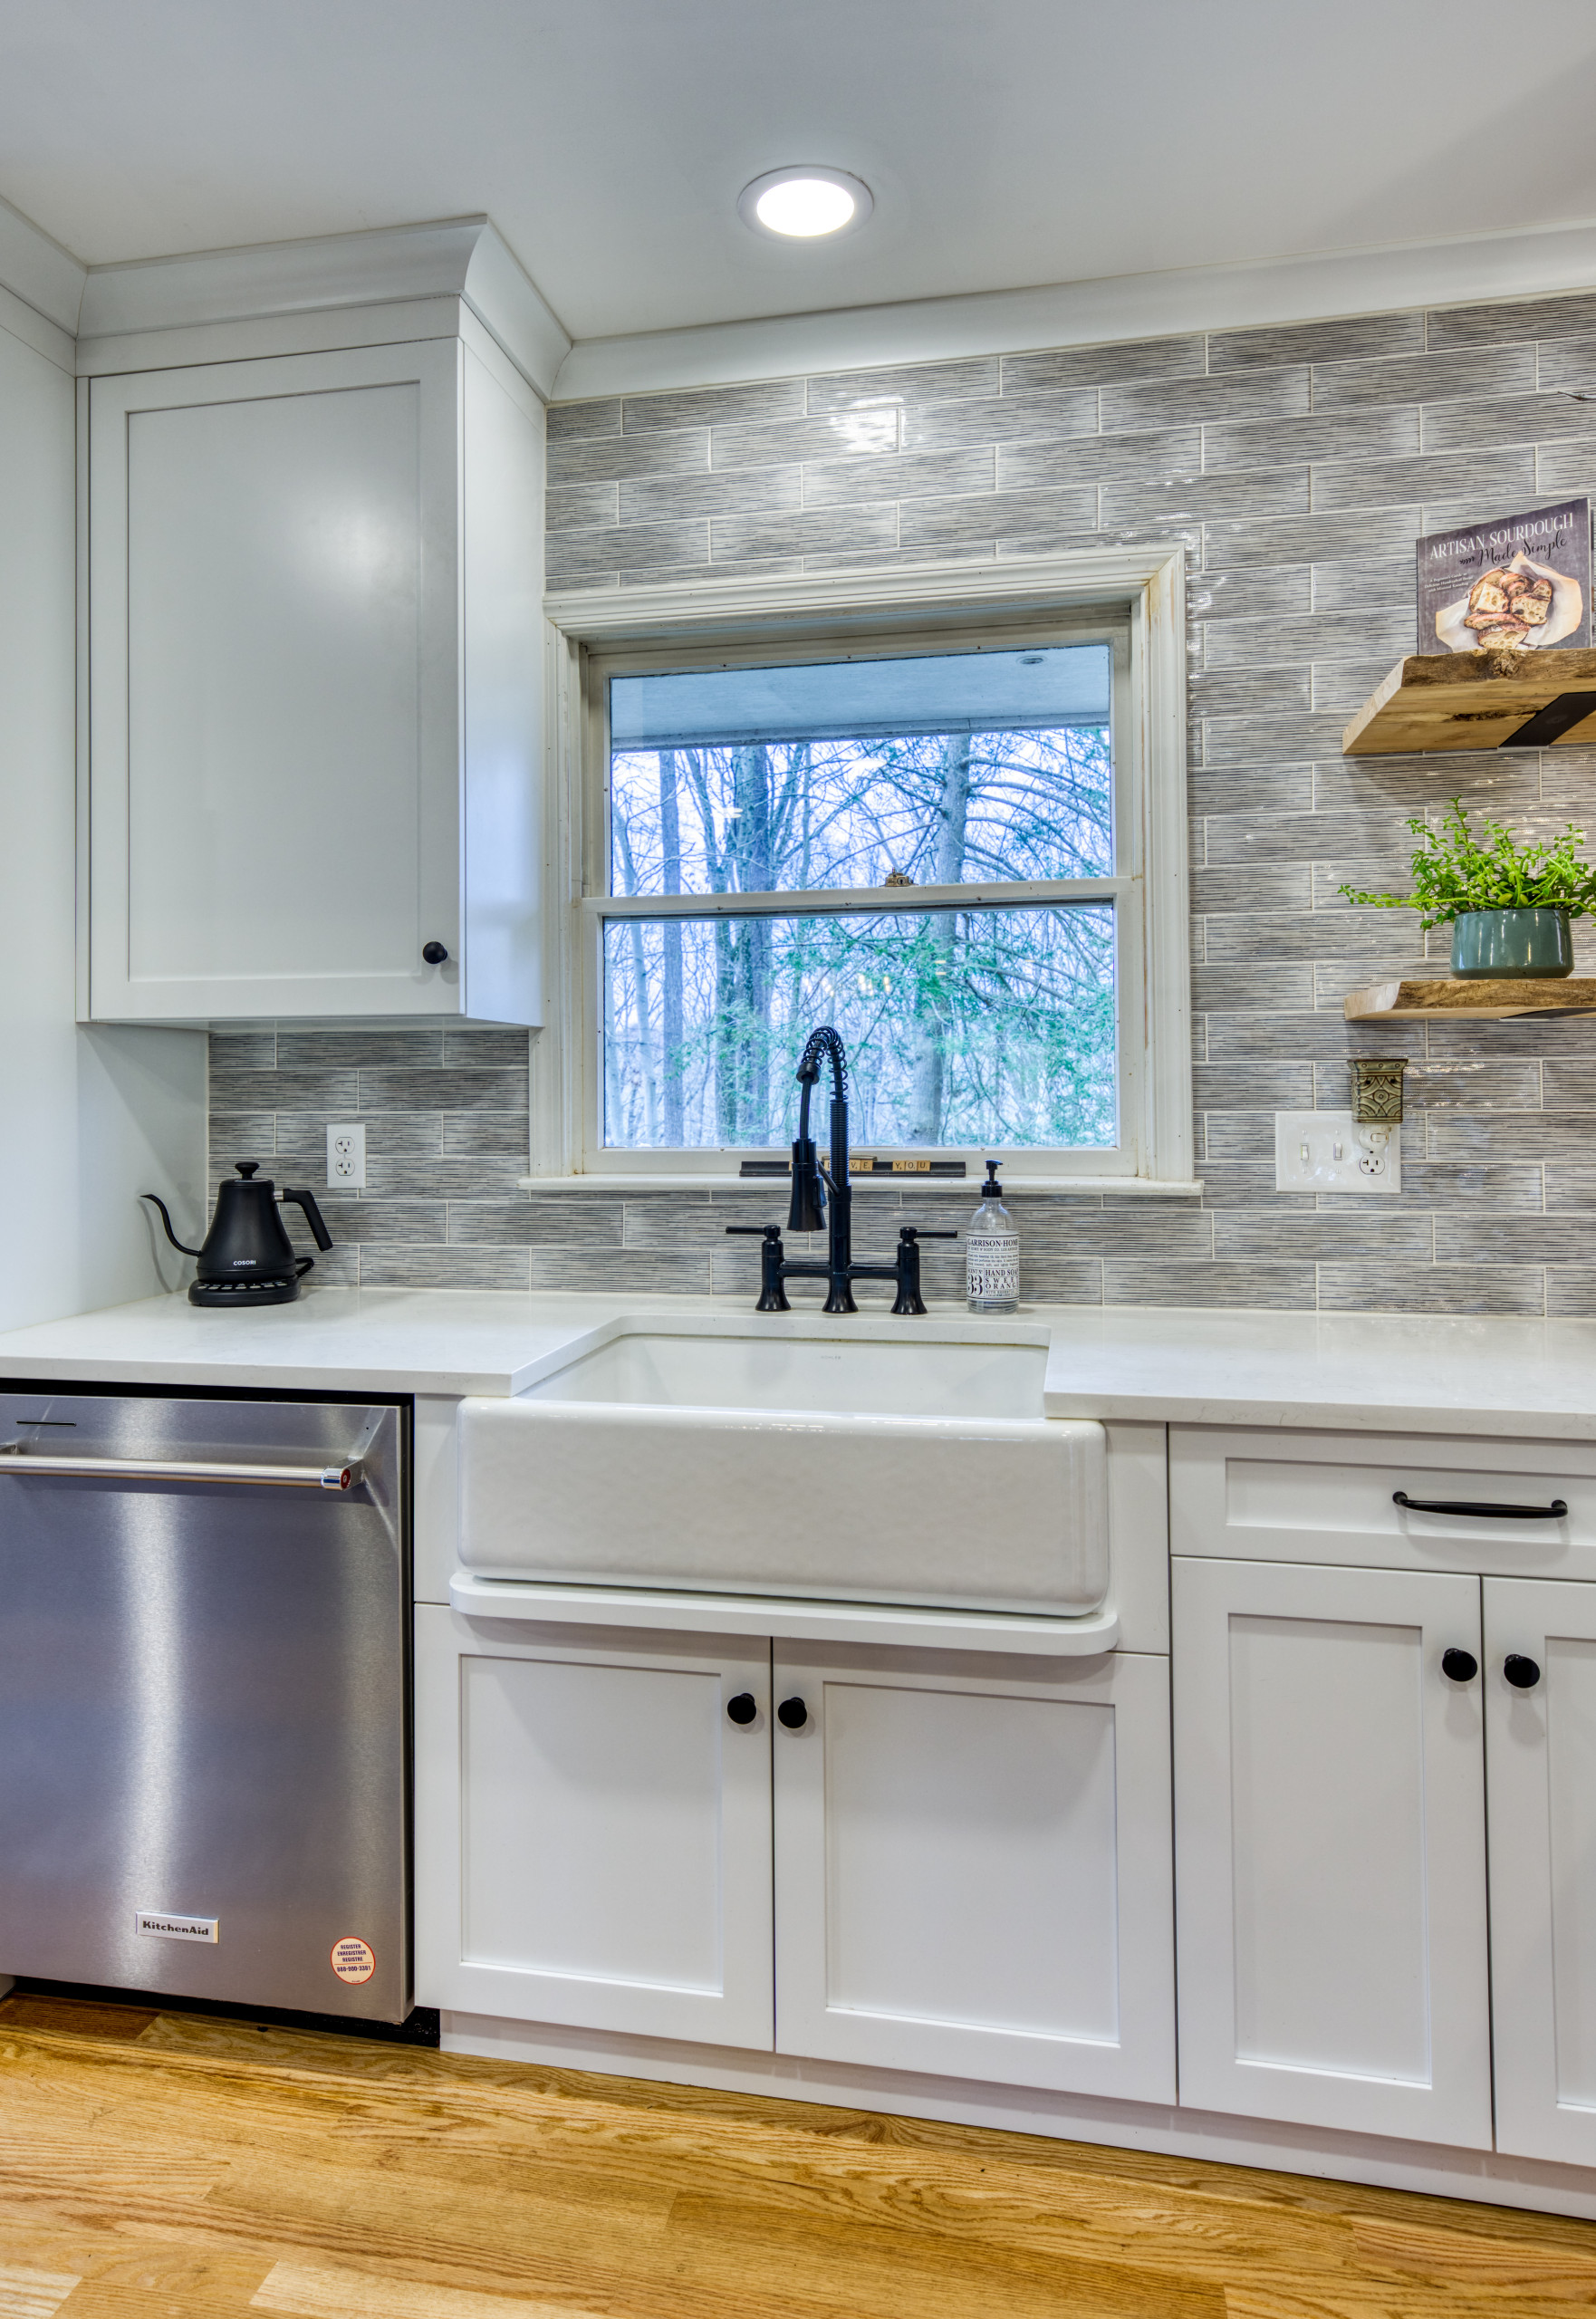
[773,1644,1174,2102]
[1173,1557,1491,2147]
[1172,1425,1596,1578]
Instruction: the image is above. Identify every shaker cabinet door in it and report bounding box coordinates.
[1173,1557,1491,2147]
[413,1609,774,2047]
[87,343,466,1020]
[771,1644,1175,2100]
[1485,1576,1596,2165]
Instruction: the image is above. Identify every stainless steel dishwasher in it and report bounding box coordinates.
[0,1390,409,2022]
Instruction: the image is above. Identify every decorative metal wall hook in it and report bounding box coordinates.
[1349,1056,1408,1124]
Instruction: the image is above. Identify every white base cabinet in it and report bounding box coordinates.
[416,1612,1175,2102]
[419,1420,1596,2197]
[773,1645,1174,2100]
[1173,1556,1492,2148]
[414,1611,774,2047]
[1486,1575,1596,2166]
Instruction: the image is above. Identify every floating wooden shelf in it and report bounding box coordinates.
[1343,651,1596,756]
[1344,977,1596,1021]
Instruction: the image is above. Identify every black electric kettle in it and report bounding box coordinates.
[143,1162,334,1307]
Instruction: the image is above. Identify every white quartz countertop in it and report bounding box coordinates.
[0,1286,1592,1436]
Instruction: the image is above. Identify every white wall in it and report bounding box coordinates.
[0,308,204,1330]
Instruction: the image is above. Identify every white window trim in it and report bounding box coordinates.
[531,549,1193,1192]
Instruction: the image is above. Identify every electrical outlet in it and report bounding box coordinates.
[326,1122,366,1189]
[1274,1110,1401,1196]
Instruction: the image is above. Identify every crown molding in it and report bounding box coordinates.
[11,191,1596,411]
[551,213,1596,403]
[0,192,86,354]
[75,216,570,397]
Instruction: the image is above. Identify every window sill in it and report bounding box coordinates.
[517,1173,1204,1197]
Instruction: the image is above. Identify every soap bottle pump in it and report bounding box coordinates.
[966,1160,1019,1313]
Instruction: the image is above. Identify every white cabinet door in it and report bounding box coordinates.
[1485,1576,1596,2165]
[414,1609,774,2047]
[1173,1558,1490,2146]
[86,341,543,1024]
[772,1645,1175,2100]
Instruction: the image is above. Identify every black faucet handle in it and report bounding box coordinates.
[899,1225,958,1241]
[726,1222,790,1313]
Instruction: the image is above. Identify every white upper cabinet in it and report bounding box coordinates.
[84,337,543,1023]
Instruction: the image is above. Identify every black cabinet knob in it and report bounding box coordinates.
[422,940,449,966]
[1505,1653,1543,1690]
[776,1697,808,1730]
[726,1692,757,1726]
[1441,1648,1478,1683]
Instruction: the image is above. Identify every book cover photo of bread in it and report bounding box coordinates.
[1418,498,1591,653]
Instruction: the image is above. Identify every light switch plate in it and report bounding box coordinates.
[1274,1109,1401,1195]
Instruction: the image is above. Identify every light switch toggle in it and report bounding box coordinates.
[1274,1110,1401,1196]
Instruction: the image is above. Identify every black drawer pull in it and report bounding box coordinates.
[1394,1491,1568,1521]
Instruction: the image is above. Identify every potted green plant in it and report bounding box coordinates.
[1338,796,1596,978]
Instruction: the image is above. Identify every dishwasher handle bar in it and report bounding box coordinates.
[0,1450,363,1491]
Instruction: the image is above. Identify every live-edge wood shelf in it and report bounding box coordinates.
[1345,978,1596,1021]
[1343,651,1596,755]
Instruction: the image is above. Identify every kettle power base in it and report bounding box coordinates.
[187,1276,303,1308]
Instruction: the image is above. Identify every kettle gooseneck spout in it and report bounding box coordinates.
[140,1194,204,1259]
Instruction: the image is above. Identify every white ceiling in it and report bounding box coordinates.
[4,0,1596,346]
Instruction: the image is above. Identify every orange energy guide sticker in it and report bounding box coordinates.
[331,1936,376,1985]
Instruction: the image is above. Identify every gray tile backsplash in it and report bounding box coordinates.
[207,284,1596,1314]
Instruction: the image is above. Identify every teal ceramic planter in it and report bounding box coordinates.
[1450,906,1574,978]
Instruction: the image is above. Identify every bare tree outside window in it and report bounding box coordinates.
[601,645,1119,1153]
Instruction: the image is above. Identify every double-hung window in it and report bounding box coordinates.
[545,557,1191,1186]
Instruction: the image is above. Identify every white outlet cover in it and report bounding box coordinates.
[326,1121,366,1189]
[1274,1109,1401,1196]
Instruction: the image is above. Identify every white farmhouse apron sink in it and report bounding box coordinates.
[457,1324,1108,1616]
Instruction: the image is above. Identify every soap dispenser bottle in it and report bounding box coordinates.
[966,1160,1019,1313]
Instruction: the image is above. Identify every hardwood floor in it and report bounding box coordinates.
[0,1996,1593,2317]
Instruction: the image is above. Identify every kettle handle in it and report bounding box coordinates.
[281,1186,334,1253]
[140,1192,204,1259]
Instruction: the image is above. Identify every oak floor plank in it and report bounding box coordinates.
[252,2259,615,2316]
[0,2266,80,2319]
[1225,2294,1596,2319]
[3,1998,158,2044]
[103,2024,1564,2276]
[0,2003,1591,2315]
[663,2189,1228,2319]
[1351,2209,1596,2291]
[0,2067,1332,2310]
[30,2247,271,2317]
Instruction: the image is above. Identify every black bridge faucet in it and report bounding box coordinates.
[726,1025,956,1315]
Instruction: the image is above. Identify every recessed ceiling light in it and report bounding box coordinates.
[738,167,873,240]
